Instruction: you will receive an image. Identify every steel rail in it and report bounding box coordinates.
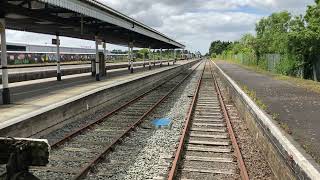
[72,61,203,179]
[51,61,197,148]
[51,61,200,148]
[167,60,249,180]
[167,61,206,180]
[209,60,250,180]
[50,75,171,147]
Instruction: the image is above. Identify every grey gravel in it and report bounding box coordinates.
[85,62,204,180]
[214,70,274,179]
[30,63,202,179]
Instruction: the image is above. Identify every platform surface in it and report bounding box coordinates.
[0,61,149,75]
[0,60,188,129]
[216,60,320,164]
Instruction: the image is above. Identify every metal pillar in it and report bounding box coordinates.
[143,53,145,68]
[153,50,156,66]
[1,18,10,104]
[160,48,162,67]
[95,36,100,81]
[174,49,176,64]
[129,42,134,73]
[148,47,152,70]
[168,49,170,66]
[56,34,61,81]
[103,42,107,76]
[127,46,130,70]
[91,60,95,76]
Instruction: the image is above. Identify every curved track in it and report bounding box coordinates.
[167,60,249,180]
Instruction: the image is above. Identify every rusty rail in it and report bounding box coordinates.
[209,60,249,180]
[51,62,201,148]
[167,61,206,180]
[167,60,249,180]
[51,81,163,148]
[72,61,203,179]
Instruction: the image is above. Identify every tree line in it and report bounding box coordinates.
[209,0,320,80]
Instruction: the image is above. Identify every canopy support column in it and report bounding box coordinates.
[95,36,100,81]
[148,47,152,70]
[153,50,156,66]
[1,18,10,104]
[168,49,170,66]
[143,52,145,68]
[160,48,162,67]
[103,42,107,76]
[56,34,61,81]
[174,49,176,65]
[127,46,130,70]
[129,42,134,73]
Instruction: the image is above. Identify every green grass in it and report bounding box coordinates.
[241,85,268,111]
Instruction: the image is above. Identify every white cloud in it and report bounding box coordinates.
[6,0,316,54]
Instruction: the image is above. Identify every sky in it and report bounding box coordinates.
[6,0,315,54]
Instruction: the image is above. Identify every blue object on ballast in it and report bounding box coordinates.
[152,118,172,128]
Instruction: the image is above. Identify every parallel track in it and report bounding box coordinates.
[31,61,202,180]
[167,60,249,180]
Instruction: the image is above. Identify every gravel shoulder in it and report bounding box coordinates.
[85,62,204,179]
[215,71,274,179]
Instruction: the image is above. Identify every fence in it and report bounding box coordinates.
[264,54,281,72]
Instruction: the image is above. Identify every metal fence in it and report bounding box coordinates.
[264,53,281,72]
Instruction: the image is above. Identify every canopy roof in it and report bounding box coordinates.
[1,0,185,49]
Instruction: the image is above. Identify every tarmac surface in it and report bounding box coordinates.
[216,60,320,164]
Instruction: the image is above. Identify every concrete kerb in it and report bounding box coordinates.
[0,59,201,138]
[213,61,320,180]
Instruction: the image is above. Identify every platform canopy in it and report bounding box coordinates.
[1,0,185,49]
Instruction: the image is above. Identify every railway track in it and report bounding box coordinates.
[167,60,249,180]
[30,61,202,180]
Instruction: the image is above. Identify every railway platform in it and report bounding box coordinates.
[215,60,320,165]
[0,59,196,138]
[0,60,168,83]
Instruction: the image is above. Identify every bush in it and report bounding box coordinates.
[211,53,217,58]
[257,58,268,71]
[275,55,300,76]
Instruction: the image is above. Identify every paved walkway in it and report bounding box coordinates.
[216,60,320,163]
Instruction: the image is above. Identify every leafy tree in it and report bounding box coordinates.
[209,41,231,55]
[288,0,320,79]
[137,48,149,59]
[210,0,320,79]
[256,11,291,55]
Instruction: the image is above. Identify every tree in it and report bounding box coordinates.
[137,48,149,59]
[209,0,320,79]
[209,41,231,55]
[288,0,320,79]
[256,11,291,55]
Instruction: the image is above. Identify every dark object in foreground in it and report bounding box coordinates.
[0,138,50,180]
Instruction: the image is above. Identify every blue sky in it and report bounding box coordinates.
[6,0,315,54]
